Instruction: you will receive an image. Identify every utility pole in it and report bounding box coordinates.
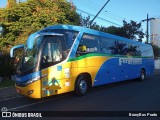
[141,14,155,43]
[89,0,110,27]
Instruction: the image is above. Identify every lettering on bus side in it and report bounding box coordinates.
[119,58,142,66]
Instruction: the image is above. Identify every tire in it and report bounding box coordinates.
[139,69,146,81]
[74,75,88,96]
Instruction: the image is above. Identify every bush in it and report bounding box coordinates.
[0,50,15,80]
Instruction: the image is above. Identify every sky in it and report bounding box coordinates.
[0,0,160,40]
[72,0,160,27]
[0,0,26,7]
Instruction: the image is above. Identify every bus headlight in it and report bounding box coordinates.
[27,90,34,95]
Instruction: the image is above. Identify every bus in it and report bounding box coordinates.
[10,25,154,98]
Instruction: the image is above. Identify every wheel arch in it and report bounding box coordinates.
[138,67,146,81]
[74,72,92,89]
[140,67,146,75]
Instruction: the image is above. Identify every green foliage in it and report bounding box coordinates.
[0,0,80,77]
[0,79,15,88]
[99,21,145,42]
[80,15,100,29]
[0,49,15,79]
[7,0,17,8]
[100,26,120,35]
[0,0,80,49]
[120,20,145,42]
[151,44,160,58]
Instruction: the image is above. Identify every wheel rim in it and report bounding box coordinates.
[79,80,87,94]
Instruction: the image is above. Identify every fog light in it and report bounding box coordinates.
[28,90,34,95]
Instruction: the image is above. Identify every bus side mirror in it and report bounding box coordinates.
[10,44,25,58]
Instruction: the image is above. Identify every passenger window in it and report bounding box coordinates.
[100,37,115,54]
[127,44,140,56]
[135,46,141,56]
[141,45,153,57]
[100,37,128,55]
[77,34,100,56]
[112,41,127,55]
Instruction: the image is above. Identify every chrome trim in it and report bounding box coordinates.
[41,74,48,79]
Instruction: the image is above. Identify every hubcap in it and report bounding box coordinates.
[79,80,87,94]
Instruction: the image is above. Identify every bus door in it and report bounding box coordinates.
[40,34,66,97]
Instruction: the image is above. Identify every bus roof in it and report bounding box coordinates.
[44,24,149,46]
[27,24,150,49]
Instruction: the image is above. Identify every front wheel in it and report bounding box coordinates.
[139,69,146,81]
[74,75,88,96]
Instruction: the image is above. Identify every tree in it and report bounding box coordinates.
[99,20,145,42]
[7,0,16,8]
[0,0,80,50]
[151,44,160,59]
[119,20,145,42]
[0,0,81,78]
[80,15,100,29]
[100,26,121,35]
[80,15,91,27]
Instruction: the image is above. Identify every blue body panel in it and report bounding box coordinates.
[10,44,25,58]
[15,71,41,83]
[94,57,154,86]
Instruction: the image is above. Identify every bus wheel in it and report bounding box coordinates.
[74,75,88,96]
[139,69,146,81]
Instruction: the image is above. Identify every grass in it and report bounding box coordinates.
[0,80,15,88]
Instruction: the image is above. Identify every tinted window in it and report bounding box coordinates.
[42,29,78,49]
[127,43,139,56]
[16,36,43,75]
[100,36,144,56]
[100,37,128,55]
[100,37,116,54]
[140,45,153,57]
[77,34,100,56]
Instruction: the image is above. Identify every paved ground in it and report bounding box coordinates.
[0,69,160,120]
[0,86,19,101]
[0,69,159,100]
[154,69,160,75]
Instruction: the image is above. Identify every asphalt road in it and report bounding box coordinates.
[0,73,160,119]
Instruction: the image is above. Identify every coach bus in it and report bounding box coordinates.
[10,25,154,98]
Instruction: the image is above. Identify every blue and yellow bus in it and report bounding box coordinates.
[10,25,154,98]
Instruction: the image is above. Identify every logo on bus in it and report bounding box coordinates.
[119,58,142,66]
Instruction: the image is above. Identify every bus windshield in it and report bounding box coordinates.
[16,30,78,75]
[16,36,43,75]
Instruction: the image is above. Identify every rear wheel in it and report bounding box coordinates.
[74,75,88,96]
[139,69,146,81]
